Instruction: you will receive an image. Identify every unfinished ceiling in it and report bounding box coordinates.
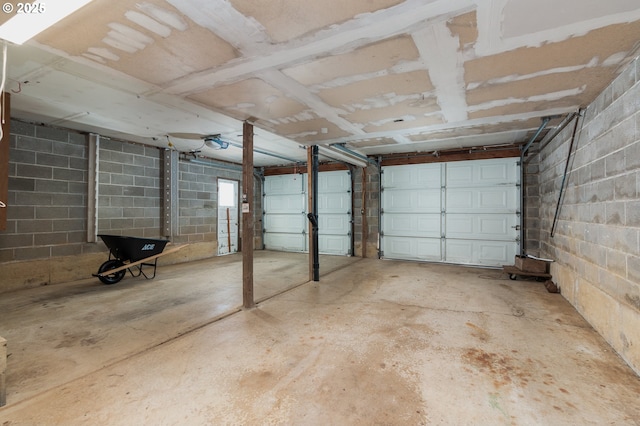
[2,0,640,166]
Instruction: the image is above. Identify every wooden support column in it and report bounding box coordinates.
[307,147,313,280]
[307,145,319,281]
[0,93,10,231]
[242,121,254,309]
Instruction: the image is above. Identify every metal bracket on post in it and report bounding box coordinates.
[163,149,179,239]
[308,145,320,282]
[87,134,99,243]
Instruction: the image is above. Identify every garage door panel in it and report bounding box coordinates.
[446,159,519,187]
[319,171,351,192]
[446,187,518,213]
[383,189,441,213]
[319,193,350,213]
[318,214,350,234]
[445,239,517,266]
[383,163,441,189]
[383,236,441,261]
[264,194,306,214]
[264,233,306,252]
[264,214,305,233]
[319,235,350,255]
[382,158,520,267]
[263,174,305,194]
[446,214,517,240]
[383,213,440,237]
[264,171,351,256]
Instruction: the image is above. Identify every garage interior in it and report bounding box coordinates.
[0,0,640,424]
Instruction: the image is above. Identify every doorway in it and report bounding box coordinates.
[217,179,239,255]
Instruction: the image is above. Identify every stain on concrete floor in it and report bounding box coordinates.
[1,256,639,424]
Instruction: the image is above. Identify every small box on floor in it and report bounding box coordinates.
[514,255,549,273]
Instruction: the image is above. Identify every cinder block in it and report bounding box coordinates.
[612,58,637,100]
[17,135,52,153]
[625,141,640,170]
[51,194,83,207]
[17,164,53,179]
[37,152,69,168]
[36,125,70,142]
[122,144,145,155]
[53,168,85,182]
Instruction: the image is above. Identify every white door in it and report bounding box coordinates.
[263,174,307,252]
[217,179,239,255]
[317,170,351,255]
[382,158,520,267]
[381,163,443,261]
[263,171,352,255]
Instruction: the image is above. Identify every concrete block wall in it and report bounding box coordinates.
[177,160,217,244]
[174,160,262,253]
[0,121,93,263]
[98,139,161,237]
[0,121,263,292]
[0,335,5,407]
[522,146,541,257]
[536,56,640,374]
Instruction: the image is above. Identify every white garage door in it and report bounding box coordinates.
[263,170,351,255]
[381,158,520,267]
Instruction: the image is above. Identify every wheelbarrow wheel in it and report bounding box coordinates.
[97,259,126,285]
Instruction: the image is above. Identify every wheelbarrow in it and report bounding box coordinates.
[93,235,184,285]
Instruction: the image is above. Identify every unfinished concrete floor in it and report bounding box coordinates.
[1,252,639,425]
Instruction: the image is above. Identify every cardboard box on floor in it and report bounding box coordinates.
[514,256,549,273]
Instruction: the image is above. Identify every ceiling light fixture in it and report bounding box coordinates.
[203,135,229,150]
[0,0,94,45]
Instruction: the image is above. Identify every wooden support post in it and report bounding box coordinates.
[0,93,10,231]
[0,335,6,407]
[307,147,313,280]
[242,121,254,309]
[307,146,319,281]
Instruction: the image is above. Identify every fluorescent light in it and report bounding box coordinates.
[0,0,94,45]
